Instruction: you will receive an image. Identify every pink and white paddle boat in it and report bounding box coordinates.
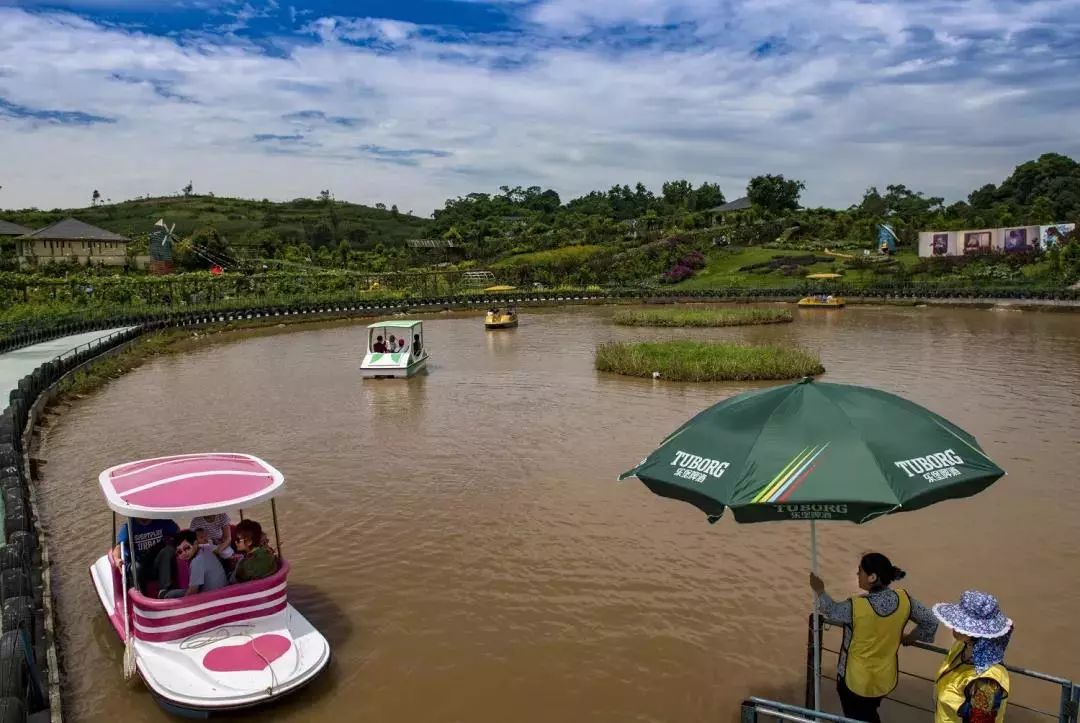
[88,453,331,716]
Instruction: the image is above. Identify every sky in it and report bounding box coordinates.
[0,0,1078,215]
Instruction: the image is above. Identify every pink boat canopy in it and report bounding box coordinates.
[99,453,285,519]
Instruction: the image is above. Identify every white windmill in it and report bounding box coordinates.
[151,218,178,261]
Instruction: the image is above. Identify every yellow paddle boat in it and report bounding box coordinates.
[798,273,845,308]
[485,306,518,329]
[797,294,846,308]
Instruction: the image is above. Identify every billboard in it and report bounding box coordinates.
[963,231,991,255]
[931,233,949,256]
[1039,223,1075,250]
[1003,227,1031,252]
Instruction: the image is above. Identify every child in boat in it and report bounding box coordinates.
[231,519,279,583]
[167,530,228,598]
[190,513,234,559]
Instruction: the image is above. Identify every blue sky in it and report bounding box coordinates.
[1,0,1078,213]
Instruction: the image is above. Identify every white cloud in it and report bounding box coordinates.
[0,1,1078,214]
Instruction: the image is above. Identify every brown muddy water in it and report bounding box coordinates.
[34,304,1080,722]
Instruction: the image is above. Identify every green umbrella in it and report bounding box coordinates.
[619,377,1005,709]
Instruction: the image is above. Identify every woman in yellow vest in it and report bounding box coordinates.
[932,591,1013,723]
[810,552,938,722]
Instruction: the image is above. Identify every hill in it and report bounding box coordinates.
[1,194,431,251]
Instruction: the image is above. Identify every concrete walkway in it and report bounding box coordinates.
[0,328,134,402]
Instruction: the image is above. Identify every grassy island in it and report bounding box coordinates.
[611,307,792,327]
[595,340,824,382]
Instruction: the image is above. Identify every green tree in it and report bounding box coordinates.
[691,182,724,211]
[661,180,694,210]
[1029,196,1055,224]
[309,222,334,248]
[747,174,805,215]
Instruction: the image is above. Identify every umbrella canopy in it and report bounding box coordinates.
[620,378,1005,524]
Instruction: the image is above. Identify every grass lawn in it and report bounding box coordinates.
[673,247,923,289]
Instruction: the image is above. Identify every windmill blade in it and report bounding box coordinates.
[154,218,166,228]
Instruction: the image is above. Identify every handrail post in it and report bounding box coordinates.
[740,700,757,723]
[805,613,822,709]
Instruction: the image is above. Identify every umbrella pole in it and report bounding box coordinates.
[811,519,821,712]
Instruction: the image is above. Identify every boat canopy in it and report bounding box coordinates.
[99,452,285,519]
[367,320,423,329]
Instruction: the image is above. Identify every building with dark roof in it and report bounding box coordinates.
[0,220,34,237]
[16,217,130,267]
[709,196,752,214]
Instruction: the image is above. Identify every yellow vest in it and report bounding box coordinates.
[844,588,910,697]
[935,640,1010,723]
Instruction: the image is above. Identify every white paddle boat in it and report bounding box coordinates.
[361,320,429,378]
[88,452,330,716]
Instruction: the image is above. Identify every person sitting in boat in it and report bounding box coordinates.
[167,530,228,598]
[373,335,388,353]
[190,513,234,560]
[387,334,397,351]
[231,519,278,583]
[397,337,406,352]
[413,334,422,353]
[114,517,179,595]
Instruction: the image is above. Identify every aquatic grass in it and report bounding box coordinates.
[595,340,824,382]
[611,307,792,327]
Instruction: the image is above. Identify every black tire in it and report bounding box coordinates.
[1,598,32,636]
[0,696,25,723]
[0,570,29,602]
[5,534,32,557]
[0,631,27,699]
[4,510,29,540]
[0,542,27,572]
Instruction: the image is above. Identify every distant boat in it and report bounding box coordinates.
[360,320,429,379]
[485,307,518,329]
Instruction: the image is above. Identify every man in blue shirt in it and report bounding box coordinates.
[113,517,179,596]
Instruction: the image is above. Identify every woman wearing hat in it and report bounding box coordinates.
[932,591,1013,723]
[810,552,938,722]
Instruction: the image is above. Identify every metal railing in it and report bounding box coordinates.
[804,615,1079,723]
[743,697,862,723]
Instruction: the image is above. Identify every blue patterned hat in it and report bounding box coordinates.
[933,590,1013,639]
